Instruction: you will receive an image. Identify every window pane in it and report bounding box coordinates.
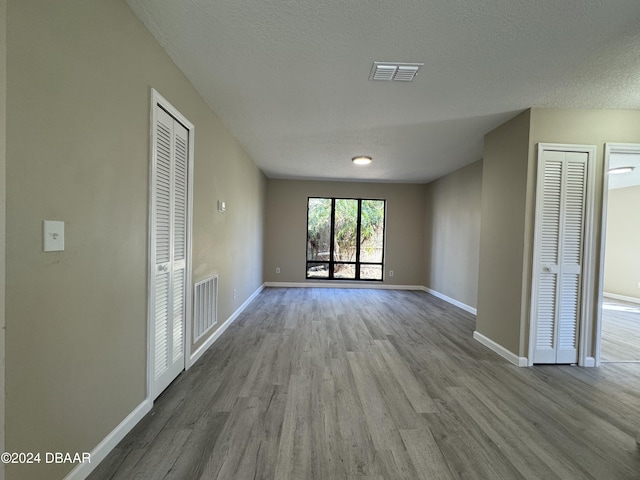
[306,197,385,282]
[307,262,329,278]
[307,198,331,261]
[360,265,382,280]
[333,199,358,262]
[333,263,356,279]
[360,200,385,262]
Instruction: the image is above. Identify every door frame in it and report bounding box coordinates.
[528,143,597,366]
[594,143,640,366]
[147,88,195,400]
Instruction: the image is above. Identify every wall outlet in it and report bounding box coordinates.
[389,270,394,277]
[233,288,236,299]
[637,282,640,289]
[276,267,280,274]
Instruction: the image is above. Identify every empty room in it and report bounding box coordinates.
[2,1,640,479]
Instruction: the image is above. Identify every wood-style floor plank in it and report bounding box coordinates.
[601,299,640,362]
[88,288,640,480]
[399,427,455,480]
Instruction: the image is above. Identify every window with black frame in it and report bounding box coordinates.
[306,197,386,281]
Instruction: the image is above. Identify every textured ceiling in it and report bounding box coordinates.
[126,0,640,183]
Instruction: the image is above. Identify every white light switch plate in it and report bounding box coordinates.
[43,220,65,252]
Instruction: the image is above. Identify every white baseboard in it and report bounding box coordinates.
[263,284,477,315]
[422,287,477,315]
[264,282,424,290]
[69,284,265,479]
[583,356,596,367]
[603,292,640,305]
[66,282,525,480]
[188,284,264,368]
[64,398,153,480]
[473,331,528,367]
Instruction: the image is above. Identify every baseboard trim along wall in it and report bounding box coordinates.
[67,283,265,480]
[64,399,153,480]
[264,281,424,290]
[68,282,537,479]
[264,284,530,369]
[264,283,478,314]
[188,284,264,368]
[473,331,529,367]
[603,292,640,305]
[422,287,477,315]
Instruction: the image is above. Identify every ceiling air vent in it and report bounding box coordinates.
[369,62,423,82]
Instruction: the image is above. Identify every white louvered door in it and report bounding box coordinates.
[532,148,589,364]
[151,105,189,399]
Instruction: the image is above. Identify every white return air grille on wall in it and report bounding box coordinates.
[193,275,218,342]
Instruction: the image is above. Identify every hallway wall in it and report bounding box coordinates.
[5,2,265,479]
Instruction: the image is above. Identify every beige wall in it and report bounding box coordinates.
[477,108,640,360]
[0,0,6,476]
[603,185,640,299]
[424,160,482,309]
[5,1,264,479]
[527,108,640,357]
[476,110,531,355]
[264,179,425,286]
[6,5,638,478]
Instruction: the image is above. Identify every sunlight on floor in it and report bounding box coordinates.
[602,302,640,314]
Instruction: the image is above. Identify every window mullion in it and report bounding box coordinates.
[329,198,336,279]
[355,199,362,280]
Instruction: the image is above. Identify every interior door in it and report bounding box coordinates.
[532,147,591,364]
[150,104,189,398]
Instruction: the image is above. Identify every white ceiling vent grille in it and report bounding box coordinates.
[369,62,423,82]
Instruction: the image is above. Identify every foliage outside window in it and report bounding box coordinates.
[306,197,386,281]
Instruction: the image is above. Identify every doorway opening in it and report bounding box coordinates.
[598,144,640,364]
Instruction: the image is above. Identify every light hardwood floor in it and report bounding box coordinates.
[89,288,640,480]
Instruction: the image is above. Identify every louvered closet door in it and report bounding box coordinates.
[532,150,588,364]
[152,106,188,399]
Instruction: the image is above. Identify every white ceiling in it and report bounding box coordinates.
[126,0,640,183]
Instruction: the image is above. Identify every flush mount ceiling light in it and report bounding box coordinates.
[609,166,636,174]
[369,62,424,82]
[352,156,372,165]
